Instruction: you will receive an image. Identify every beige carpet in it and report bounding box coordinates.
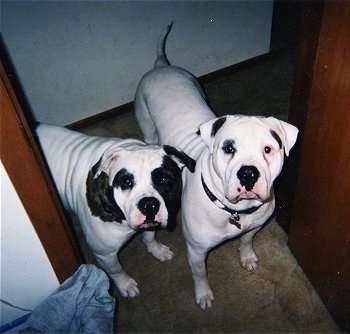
[115,218,337,333]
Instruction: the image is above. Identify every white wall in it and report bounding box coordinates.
[1,1,273,126]
[0,162,59,329]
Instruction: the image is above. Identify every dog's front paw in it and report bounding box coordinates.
[115,272,140,298]
[194,279,214,310]
[146,241,174,262]
[240,252,258,272]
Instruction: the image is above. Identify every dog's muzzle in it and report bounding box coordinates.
[137,197,163,228]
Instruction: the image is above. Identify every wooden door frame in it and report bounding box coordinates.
[276,0,324,231]
[286,1,350,331]
[1,58,82,283]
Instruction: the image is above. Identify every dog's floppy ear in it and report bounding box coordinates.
[265,117,299,156]
[92,147,124,179]
[198,117,227,153]
[163,145,196,173]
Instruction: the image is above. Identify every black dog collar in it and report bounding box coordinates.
[201,174,262,229]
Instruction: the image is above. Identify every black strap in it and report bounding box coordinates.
[201,174,262,218]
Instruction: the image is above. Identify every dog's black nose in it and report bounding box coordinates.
[138,197,160,217]
[237,165,260,191]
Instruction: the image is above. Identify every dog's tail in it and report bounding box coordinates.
[154,22,173,68]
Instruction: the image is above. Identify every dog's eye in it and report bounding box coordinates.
[113,169,135,190]
[121,176,133,189]
[222,140,236,155]
[264,146,272,154]
[160,175,175,185]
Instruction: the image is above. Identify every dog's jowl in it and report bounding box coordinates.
[134,23,299,309]
[36,124,195,298]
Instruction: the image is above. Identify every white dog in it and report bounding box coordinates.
[134,24,299,309]
[36,124,195,297]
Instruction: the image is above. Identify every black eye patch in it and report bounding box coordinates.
[222,139,236,154]
[152,156,182,231]
[152,157,182,199]
[152,165,176,190]
[113,168,135,190]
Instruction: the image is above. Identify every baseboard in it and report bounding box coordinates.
[198,52,272,84]
[66,101,134,130]
[67,52,272,130]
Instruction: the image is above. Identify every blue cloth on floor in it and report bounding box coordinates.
[22,264,116,333]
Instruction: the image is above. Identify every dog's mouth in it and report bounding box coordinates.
[227,192,261,204]
[139,219,163,229]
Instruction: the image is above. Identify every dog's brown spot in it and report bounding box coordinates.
[86,171,126,223]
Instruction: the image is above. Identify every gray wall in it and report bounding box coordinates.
[1,1,273,126]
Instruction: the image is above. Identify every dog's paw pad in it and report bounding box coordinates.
[240,253,258,272]
[195,280,214,310]
[198,293,214,310]
[147,242,174,262]
[125,283,140,298]
[115,274,140,298]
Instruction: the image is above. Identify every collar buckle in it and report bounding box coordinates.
[231,212,240,222]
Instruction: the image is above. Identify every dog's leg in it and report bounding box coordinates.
[141,231,174,261]
[94,253,139,298]
[134,99,159,144]
[238,227,260,271]
[186,243,214,310]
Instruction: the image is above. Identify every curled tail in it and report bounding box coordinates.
[154,22,173,68]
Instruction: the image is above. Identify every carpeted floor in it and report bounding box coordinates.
[74,3,339,332]
[72,213,338,332]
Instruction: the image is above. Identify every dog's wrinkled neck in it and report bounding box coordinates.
[201,154,225,198]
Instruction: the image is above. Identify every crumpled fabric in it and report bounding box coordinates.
[21,264,116,333]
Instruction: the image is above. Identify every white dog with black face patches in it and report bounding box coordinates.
[36,124,195,298]
[134,24,299,309]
